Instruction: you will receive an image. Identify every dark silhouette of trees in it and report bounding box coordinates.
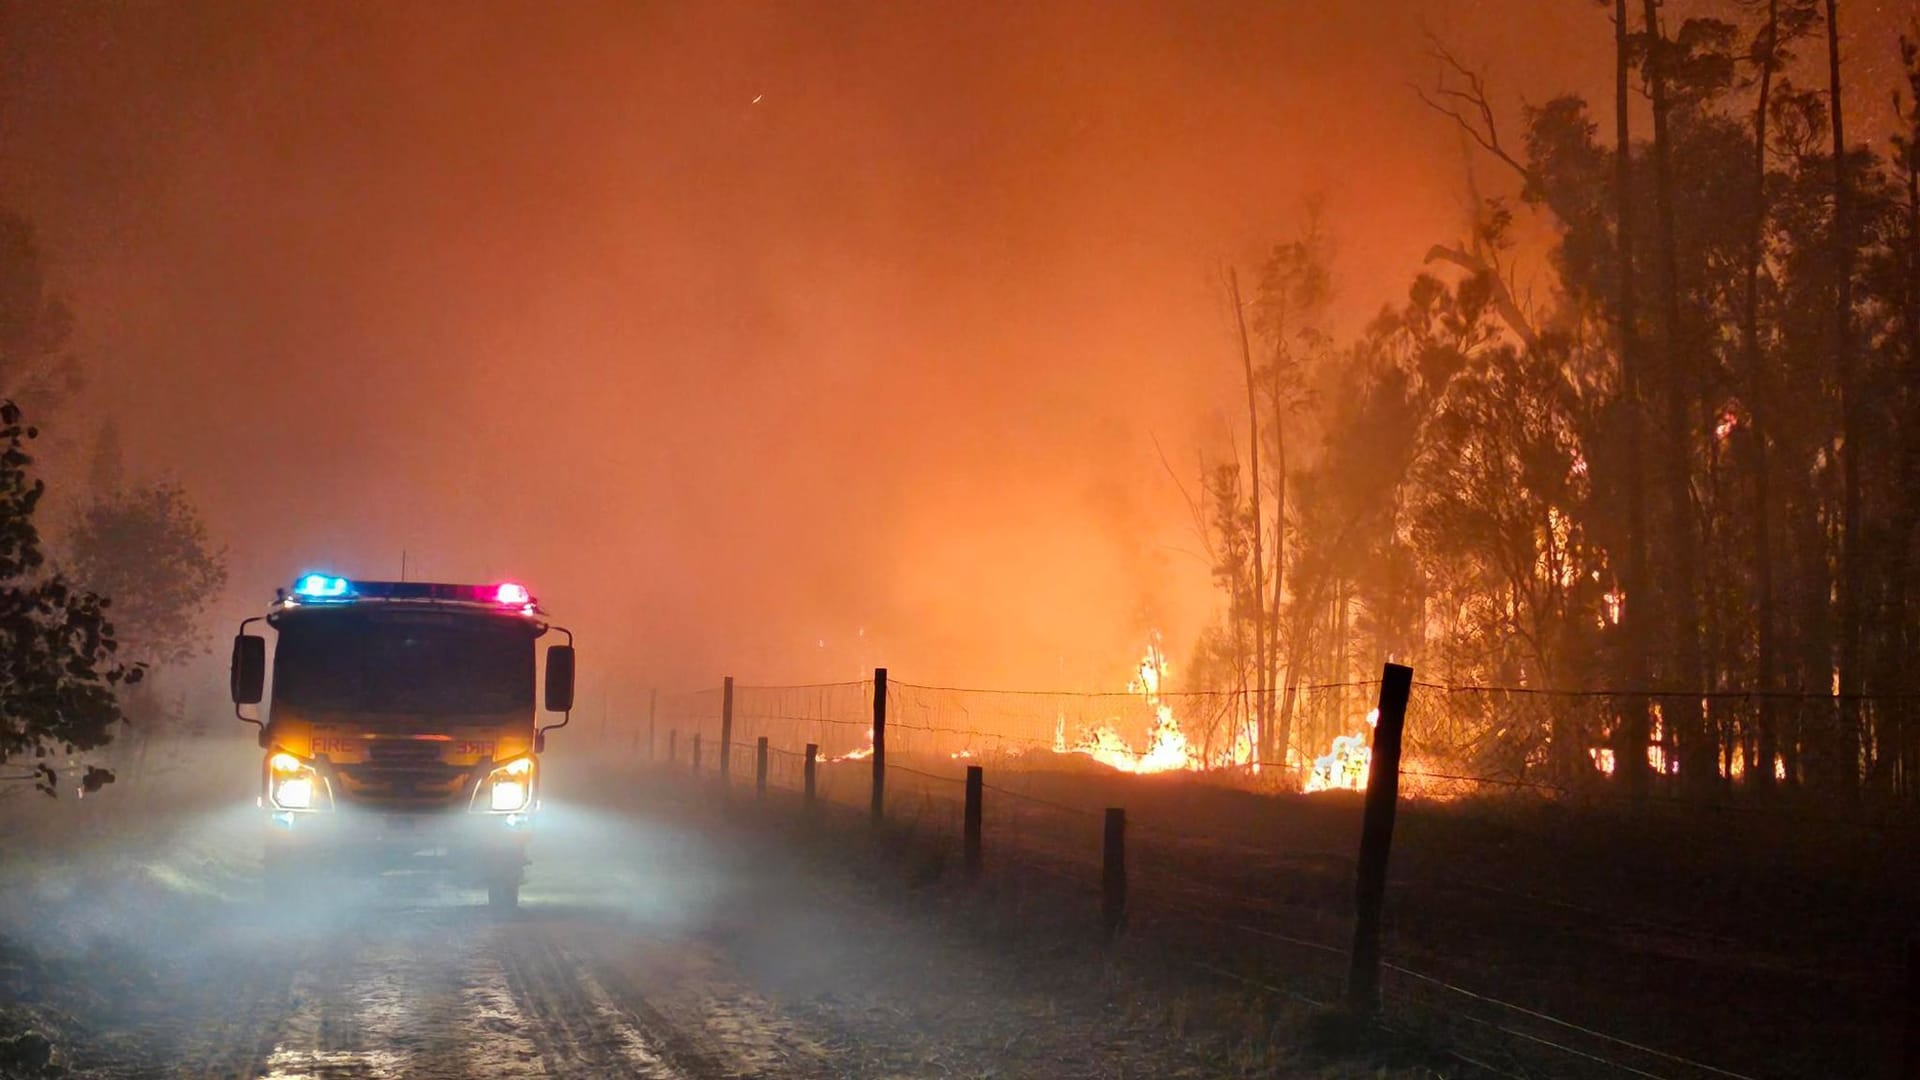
[0,208,225,794]
[66,482,227,670]
[1197,6,1920,799]
[0,402,138,796]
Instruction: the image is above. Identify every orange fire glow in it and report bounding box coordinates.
[1049,636,1255,774]
[1302,708,1377,793]
[831,728,875,762]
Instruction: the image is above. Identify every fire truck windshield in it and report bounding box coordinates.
[272,612,536,717]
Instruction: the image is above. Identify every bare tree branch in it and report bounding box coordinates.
[1151,431,1216,561]
[1413,37,1535,185]
[1423,243,1541,349]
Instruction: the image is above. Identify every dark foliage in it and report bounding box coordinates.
[0,402,138,796]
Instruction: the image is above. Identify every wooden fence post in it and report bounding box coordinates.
[1346,662,1414,1015]
[1904,938,1917,1079]
[755,736,769,800]
[964,765,983,880]
[691,732,702,775]
[720,676,734,782]
[870,668,888,828]
[646,688,658,762]
[1102,807,1126,939]
[804,743,818,810]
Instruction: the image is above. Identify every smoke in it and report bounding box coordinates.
[3,1,1909,700]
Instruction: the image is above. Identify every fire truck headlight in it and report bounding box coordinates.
[274,775,314,810]
[490,778,528,811]
[483,758,534,812]
[268,753,323,811]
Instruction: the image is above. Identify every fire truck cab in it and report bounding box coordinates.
[229,574,575,911]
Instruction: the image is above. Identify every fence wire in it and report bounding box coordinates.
[624,672,1913,1080]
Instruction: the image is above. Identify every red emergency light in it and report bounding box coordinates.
[288,575,538,610]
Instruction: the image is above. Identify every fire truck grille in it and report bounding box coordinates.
[335,741,469,805]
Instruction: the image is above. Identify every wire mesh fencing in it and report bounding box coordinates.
[624,668,1915,1080]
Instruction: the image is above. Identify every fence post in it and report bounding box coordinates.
[964,765,983,880]
[667,729,677,766]
[870,667,888,828]
[755,736,769,800]
[1904,938,1917,1079]
[646,688,658,762]
[1345,662,1414,1015]
[804,743,818,810]
[720,676,735,783]
[691,732,702,776]
[1102,807,1126,939]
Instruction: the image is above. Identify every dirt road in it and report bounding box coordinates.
[0,760,1229,1080]
[166,899,826,1079]
[2,791,835,1078]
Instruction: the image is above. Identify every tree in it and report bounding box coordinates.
[0,211,81,414]
[1251,219,1333,766]
[1886,29,1920,793]
[1824,0,1865,792]
[1736,0,1821,790]
[1188,9,1920,798]
[1612,0,1655,793]
[0,402,138,796]
[1228,267,1270,765]
[66,482,227,670]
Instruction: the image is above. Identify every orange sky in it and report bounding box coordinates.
[1,1,1913,702]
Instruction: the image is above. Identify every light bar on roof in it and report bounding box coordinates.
[286,576,537,608]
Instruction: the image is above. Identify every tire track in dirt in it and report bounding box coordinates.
[251,903,507,1079]
[257,919,438,1078]
[164,939,301,1080]
[572,944,763,1078]
[495,917,686,1078]
[569,923,832,1080]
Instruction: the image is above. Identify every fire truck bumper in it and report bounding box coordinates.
[263,807,531,880]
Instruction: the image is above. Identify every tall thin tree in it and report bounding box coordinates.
[1614,0,1654,793]
[1826,0,1863,791]
[1642,0,1709,782]
[1229,268,1270,763]
[1740,0,1788,789]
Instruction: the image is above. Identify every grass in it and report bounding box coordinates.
[600,749,1915,1079]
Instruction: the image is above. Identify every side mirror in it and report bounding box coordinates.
[231,634,266,705]
[544,644,575,713]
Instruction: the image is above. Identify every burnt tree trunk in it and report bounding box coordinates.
[1612,0,1653,795]
[1743,0,1782,791]
[1827,0,1864,793]
[1642,0,1710,786]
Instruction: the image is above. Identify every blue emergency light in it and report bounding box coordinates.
[288,574,537,609]
[294,573,352,599]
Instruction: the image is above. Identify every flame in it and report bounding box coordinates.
[831,727,874,762]
[1302,708,1377,793]
[1069,701,1204,773]
[1047,635,1256,775]
[1715,407,1740,441]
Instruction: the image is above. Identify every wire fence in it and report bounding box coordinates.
[615,669,1916,1080]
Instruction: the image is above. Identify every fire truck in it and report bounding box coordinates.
[229,574,575,911]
